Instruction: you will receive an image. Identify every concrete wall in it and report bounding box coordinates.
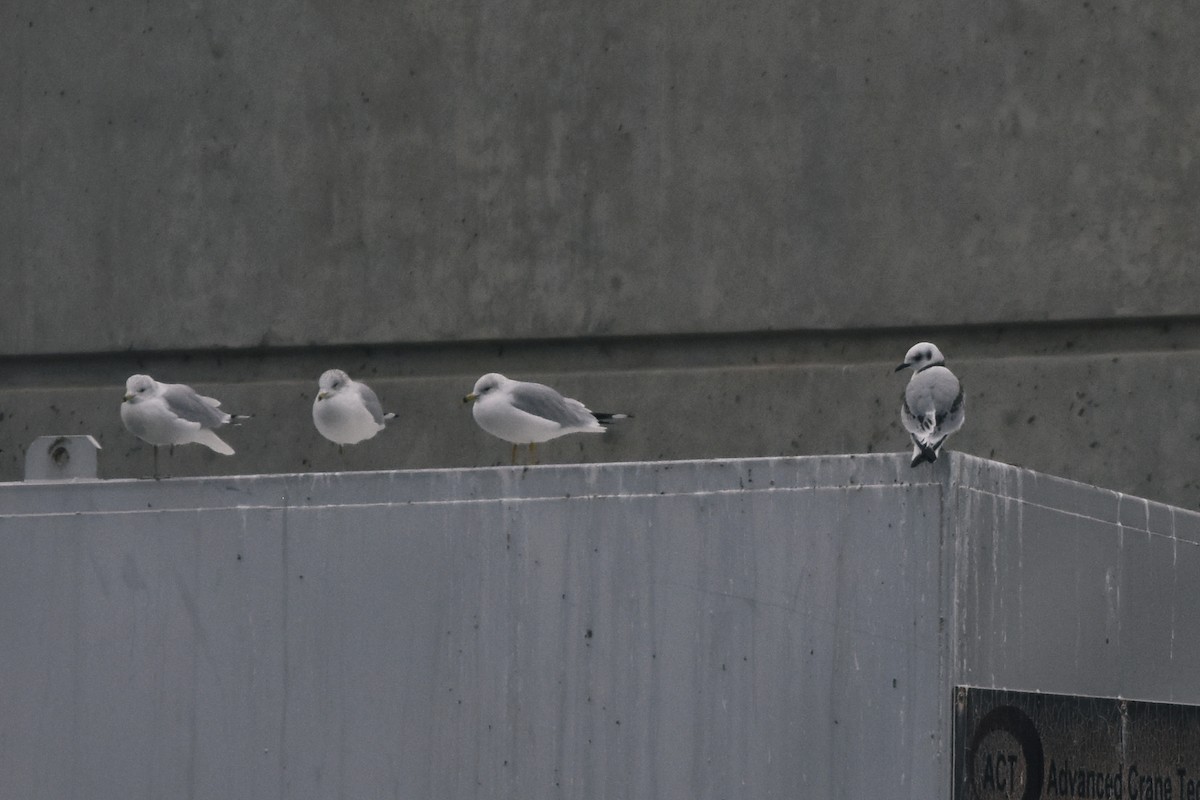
[2,454,1197,799]
[5,0,1199,353]
[1,455,949,799]
[950,455,1200,701]
[4,0,1200,505]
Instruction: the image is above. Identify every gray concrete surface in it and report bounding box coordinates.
[1,454,1195,799]
[950,455,1200,702]
[5,0,1200,354]
[0,455,945,799]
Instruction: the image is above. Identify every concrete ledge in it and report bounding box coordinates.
[0,452,942,514]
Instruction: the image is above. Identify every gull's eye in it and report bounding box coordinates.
[923,349,931,360]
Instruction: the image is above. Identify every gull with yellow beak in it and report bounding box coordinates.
[312,368,396,451]
[463,372,629,464]
[120,374,246,476]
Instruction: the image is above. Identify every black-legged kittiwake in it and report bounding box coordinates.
[462,372,629,464]
[895,342,965,467]
[312,369,397,449]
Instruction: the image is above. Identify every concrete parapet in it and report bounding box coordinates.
[0,454,1196,798]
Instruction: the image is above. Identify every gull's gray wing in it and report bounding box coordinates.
[940,384,966,434]
[162,383,229,428]
[900,391,925,435]
[508,381,595,427]
[355,382,387,426]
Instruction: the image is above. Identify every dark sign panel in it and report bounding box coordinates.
[954,687,1200,800]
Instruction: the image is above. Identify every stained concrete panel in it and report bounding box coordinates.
[953,457,1200,702]
[1,456,947,799]
[2,454,1197,799]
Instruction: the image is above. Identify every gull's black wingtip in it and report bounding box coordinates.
[592,412,631,426]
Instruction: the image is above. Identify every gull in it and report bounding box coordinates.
[463,372,629,464]
[312,369,396,451]
[120,374,247,476]
[895,342,965,467]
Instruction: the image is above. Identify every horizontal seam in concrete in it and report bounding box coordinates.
[952,684,1200,708]
[956,485,1200,547]
[8,315,1200,387]
[6,342,1200,395]
[12,313,1200,355]
[82,455,908,481]
[0,481,942,519]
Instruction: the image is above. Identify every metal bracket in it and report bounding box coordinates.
[24,435,103,481]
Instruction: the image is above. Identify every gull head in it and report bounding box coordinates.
[896,342,946,373]
[123,374,158,403]
[317,369,351,401]
[464,372,507,404]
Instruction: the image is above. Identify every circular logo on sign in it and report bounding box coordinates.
[966,705,1044,800]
